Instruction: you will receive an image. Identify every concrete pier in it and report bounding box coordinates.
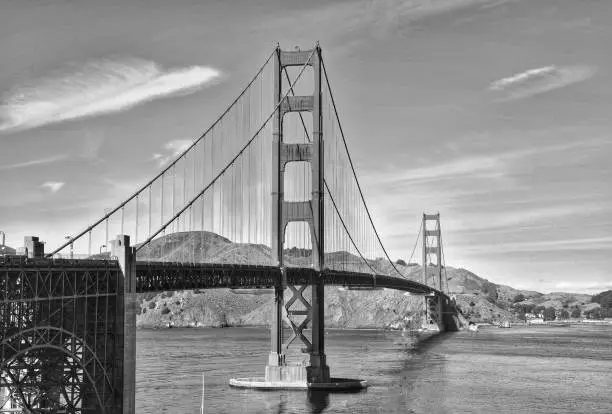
[111,235,137,414]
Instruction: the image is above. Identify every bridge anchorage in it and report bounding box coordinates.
[1,42,463,412]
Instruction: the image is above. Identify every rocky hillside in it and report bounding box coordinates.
[133,231,596,328]
[137,287,426,330]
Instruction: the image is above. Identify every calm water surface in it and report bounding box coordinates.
[136,326,612,413]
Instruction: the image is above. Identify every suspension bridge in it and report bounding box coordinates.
[0,44,462,413]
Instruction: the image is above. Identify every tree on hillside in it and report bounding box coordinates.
[396,259,407,266]
[585,308,602,320]
[543,307,556,321]
[591,290,612,310]
[559,309,570,320]
[516,308,526,321]
[571,307,581,318]
[512,293,525,303]
[534,305,546,317]
[515,303,535,315]
[482,281,498,303]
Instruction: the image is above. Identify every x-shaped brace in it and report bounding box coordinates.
[284,284,312,353]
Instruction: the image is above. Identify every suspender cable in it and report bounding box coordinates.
[160,173,165,234]
[135,195,139,244]
[408,221,422,265]
[48,49,275,257]
[148,185,152,239]
[283,66,376,275]
[321,58,405,278]
[136,47,317,253]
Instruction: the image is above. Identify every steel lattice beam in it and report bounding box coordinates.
[0,258,121,413]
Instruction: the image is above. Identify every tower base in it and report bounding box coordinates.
[265,364,308,383]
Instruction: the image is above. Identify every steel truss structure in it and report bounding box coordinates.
[0,256,456,413]
[134,262,438,294]
[135,262,280,291]
[1,257,121,413]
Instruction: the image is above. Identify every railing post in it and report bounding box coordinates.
[111,235,137,414]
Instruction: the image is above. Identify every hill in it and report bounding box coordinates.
[132,231,596,328]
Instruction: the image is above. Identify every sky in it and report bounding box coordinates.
[0,0,610,294]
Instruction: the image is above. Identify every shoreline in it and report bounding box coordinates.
[136,324,439,332]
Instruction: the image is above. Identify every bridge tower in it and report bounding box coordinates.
[266,44,330,384]
[422,213,443,293]
[422,213,444,329]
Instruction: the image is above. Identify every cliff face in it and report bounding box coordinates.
[136,287,424,329]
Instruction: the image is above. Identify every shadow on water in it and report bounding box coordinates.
[257,386,366,413]
[307,390,330,414]
[307,388,366,413]
[372,331,457,380]
[413,331,457,353]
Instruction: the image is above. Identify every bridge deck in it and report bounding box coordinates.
[135,261,436,295]
[1,257,439,298]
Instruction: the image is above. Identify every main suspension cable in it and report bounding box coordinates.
[408,221,423,265]
[48,48,277,257]
[321,58,405,278]
[136,47,317,252]
[282,67,378,275]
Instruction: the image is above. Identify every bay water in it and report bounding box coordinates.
[136,325,612,413]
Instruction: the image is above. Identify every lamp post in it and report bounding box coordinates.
[65,236,73,259]
[104,208,110,249]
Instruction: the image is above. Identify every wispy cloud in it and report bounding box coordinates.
[0,58,221,133]
[152,139,193,166]
[41,181,65,193]
[0,154,67,171]
[462,236,612,254]
[391,155,504,184]
[267,0,518,50]
[375,138,608,185]
[447,202,610,234]
[488,64,596,101]
[554,281,612,294]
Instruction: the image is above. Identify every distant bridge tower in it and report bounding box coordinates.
[422,213,443,293]
[267,44,330,383]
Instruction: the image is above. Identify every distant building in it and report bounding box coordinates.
[528,318,545,325]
